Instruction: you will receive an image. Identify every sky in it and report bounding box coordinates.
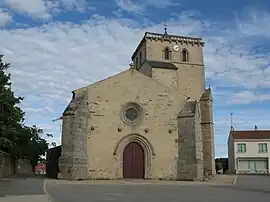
[0,0,270,158]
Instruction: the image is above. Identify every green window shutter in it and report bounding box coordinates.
[237,143,246,152]
[258,143,268,153]
[263,143,267,152]
[258,143,262,152]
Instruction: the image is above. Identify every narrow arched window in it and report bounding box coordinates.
[164,47,170,60]
[182,49,188,62]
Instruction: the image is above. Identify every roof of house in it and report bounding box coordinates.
[231,130,270,139]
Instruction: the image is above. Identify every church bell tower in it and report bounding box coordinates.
[131,24,206,101]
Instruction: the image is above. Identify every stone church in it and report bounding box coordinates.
[58,30,216,181]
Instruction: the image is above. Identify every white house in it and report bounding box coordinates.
[228,128,270,174]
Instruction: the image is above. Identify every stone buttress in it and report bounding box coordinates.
[58,88,89,180]
[177,100,204,181]
[200,88,216,177]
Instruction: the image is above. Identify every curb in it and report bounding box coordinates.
[233,176,238,185]
[43,179,54,202]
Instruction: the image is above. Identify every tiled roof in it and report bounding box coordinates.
[231,130,270,139]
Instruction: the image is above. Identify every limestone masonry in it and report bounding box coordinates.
[58,31,216,181]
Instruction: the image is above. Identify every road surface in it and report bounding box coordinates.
[1,175,270,202]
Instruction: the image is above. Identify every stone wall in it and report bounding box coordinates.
[85,70,186,180]
[16,159,32,175]
[0,150,33,179]
[0,151,15,179]
[60,69,189,180]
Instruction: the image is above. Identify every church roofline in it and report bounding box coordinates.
[131,32,204,60]
[145,32,203,41]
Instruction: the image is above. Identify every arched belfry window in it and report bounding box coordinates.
[182,49,188,62]
[164,47,170,60]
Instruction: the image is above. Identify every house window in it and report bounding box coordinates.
[258,143,268,153]
[135,57,138,69]
[237,143,246,153]
[139,51,142,65]
[164,47,170,60]
[182,49,188,62]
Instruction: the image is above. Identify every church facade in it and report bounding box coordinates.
[58,31,216,181]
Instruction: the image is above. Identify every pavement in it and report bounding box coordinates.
[1,175,270,202]
[0,175,49,202]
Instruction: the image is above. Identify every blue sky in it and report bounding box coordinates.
[0,0,270,158]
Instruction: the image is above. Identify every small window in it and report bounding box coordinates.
[164,47,170,60]
[237,143,246,153]
[182,49,188,62]
[258,143,268,153]
[135,57,138,68]
[139,51,142,65]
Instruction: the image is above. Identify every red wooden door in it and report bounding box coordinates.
[123,142,145,179]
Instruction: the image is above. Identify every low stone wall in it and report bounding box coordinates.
[0,150,33,179]
[0,150,15,179]
[16,159,33,175]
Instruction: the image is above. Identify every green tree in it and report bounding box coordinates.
[21,125,49,172]
[0,54,50,172]
[0,54,25,153]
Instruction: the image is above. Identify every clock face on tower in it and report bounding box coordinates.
[172,44,179,52]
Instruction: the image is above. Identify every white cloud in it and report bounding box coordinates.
[231,91,270,104]
[236,10,270,38]
[215,109,270,136]
[0,9,12,26]
[115,0,180,14]
[4,0,51,19]
[146,0,181,8]
[24,106,54,115]
[56,0,94,12]
[2,0,93,20]
[115,0,145,14]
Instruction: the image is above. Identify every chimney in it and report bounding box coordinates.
[255,125,258,131]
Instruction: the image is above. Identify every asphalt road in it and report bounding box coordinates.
[45,176,270,202]
[234,175,270,194]
[1,175,270,202]
[0,176,45,197]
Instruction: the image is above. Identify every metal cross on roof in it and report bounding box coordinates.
[164,20,168,35]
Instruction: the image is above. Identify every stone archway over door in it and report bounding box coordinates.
[123,142,145,179]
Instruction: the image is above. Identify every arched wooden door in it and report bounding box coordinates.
[123,142,145,179]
